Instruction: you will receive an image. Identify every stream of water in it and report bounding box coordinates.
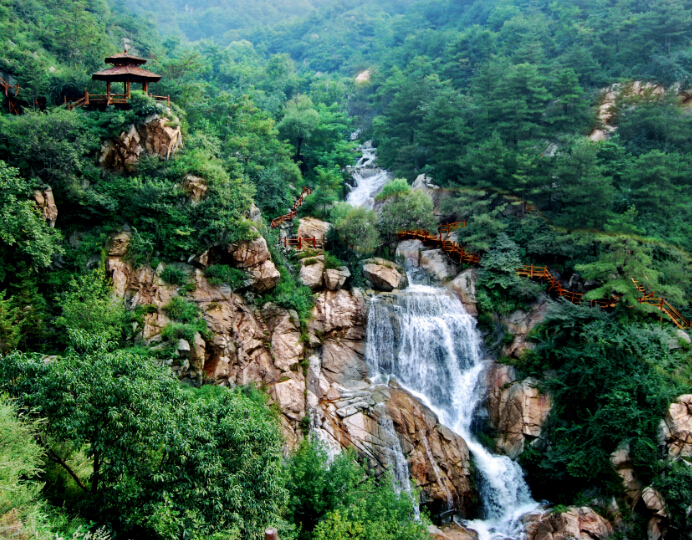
[348,145,538,539]
[366,286,539,540]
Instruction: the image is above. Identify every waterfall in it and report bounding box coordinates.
[346,141,391,208]
[377,405,421,520]
[366,285,539,540]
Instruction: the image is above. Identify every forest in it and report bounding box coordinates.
[1,0,692,539]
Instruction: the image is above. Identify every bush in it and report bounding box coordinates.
[160,265,189,286]
[374,178,411,202]
[205,265,247,289]
[162,297,199,324]
[377,190,437,246]
[331,203,381,254]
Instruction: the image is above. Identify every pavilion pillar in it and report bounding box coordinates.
[143,81,148,94]
[127,81,131,99]
[106,81,111,105]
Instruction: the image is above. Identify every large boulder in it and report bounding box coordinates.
[486,364,551,459]
[108,230,132,257]
[100,114,182,171]
[229,234,280,292]
[182,175,208,204]
[362,258,407,291]
[396,240,457,285]
[324,267,351,291]
[298,217,332,244]
[659,394,692,459]
[447,269,477,316]
[299,258,325,290]
[642,487,669,540]
[523,507,613,540]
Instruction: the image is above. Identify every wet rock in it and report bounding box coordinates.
[396,240,457,285]
[486,364,551,459]
[362,258,407,291]
[659,394,692,459]
[523,507,613,540]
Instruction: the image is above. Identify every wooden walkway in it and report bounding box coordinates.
[397,226,691,329]
[270,187,312,228]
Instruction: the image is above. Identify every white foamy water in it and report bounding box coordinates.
[346,142,391,208]
[366,284,539,540]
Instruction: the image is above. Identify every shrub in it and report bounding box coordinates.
[162,297,199,324]
[160,266,189,286]
[205,265,247,289]
[374,178,411,202]
[377,190,437,245]
[331,203,381,254]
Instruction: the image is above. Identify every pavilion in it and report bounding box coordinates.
[65,50,169,109]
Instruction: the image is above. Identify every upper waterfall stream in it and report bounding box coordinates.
[346,141,391,208]
[366,285,539,540]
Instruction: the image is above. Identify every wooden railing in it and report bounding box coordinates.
[438,221,467,239]
[1,76,22,115]
[397,228,690,329]
[270,187,313,228]
[397,228,481,265]
[65,90,169,110]
[278,236,323,250]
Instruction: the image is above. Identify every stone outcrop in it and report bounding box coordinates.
[659,394,692,459]
[108,230,132,257]
[362,258,407,291]
[486,364,551,458]
[298,256,350,291]
[447,269,477,316]
[229,234,280,292]
[429,524,478,540]
[642,487,669,540]
[298,217,332,244]
[99,114,182,171]
[33,187,58,227]
[610,443,644,508]
[500,300,549,358]
[181,175,207,204]
[261,303,303,372]
[524,507,613,540]
[396,240,457,285]
[299,257,325,290]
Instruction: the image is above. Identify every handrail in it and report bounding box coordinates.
[398,234,690,329]
[271,187,312,228]
[278,236,323,250]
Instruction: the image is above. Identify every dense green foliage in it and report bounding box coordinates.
[2,0,692,538]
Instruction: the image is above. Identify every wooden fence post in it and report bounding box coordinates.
[265,528,278,540]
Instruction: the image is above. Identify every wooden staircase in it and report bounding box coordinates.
[397,226,690,329]
[270,187,312,229]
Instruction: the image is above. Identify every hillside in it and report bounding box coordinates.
[0,1,691,540]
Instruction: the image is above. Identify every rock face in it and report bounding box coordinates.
[299,258,325,290]
[447,269,477,316]
[659,394,692,459]
[485,364,551,459]
[33,187,58,227]
[306,289,475,512]
[298,217,332,244]
[182,175,207,204]
[99,114,183,171]
[524,507,614,540]
[324,267,350,291]
[500,300,549,358]
[642,487,669,540]
[362,258,407,291]
[397,240,457,285]
[108,230,132,257]
[229,234,280,292]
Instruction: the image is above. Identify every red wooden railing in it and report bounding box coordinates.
[397,227,690,329]
[65,90,169,110]
[278,236,323,250]
[1,76,21,115]
[271,187,312,228]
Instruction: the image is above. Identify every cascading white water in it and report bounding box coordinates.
[366,285,539,540]
[346,141,391,208]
